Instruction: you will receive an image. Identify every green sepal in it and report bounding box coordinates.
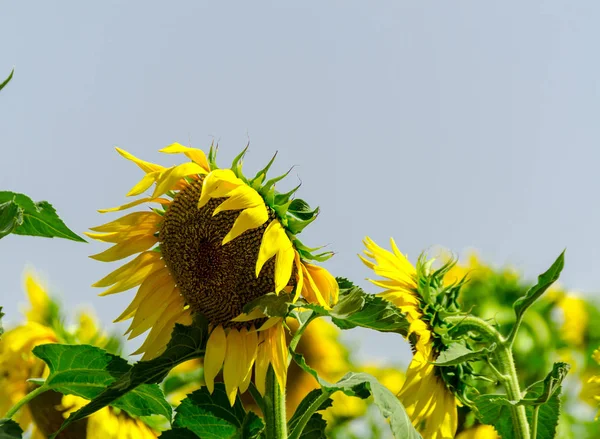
[293,238,333,262]
[258,168,293,199]
[230,145,249,180]
[274,184,301,207]
[287,213,319,235]
[207,142,219,171]
[250,152,278,189]
[0,307,4,340]
[287,199,319,221]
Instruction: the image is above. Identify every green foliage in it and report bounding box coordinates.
[0,192,85,242]
[512,251,565,329]
[49,316,209,438]
[290,350,422,439]
[297,414,327,439]
[159,428,200,439]
[0,68,13,92]
[0,419,22,439]
[168,385,264,439]
[433,342,496,367]
[32,344,172,420]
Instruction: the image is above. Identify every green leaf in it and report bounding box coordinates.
[528,362,570,405]
[329,287,410,335]
[473,395,515,439]
[242,293,292,318]
[32,344,171,420]
[173,384,248,439]
[513,251,564,322]
[0,419,23,439]
[240,412,265,439]
[287,199,319,221]
[290,351,421,439]
[0,200,22,239]
[159,428,200,439]
[288,389,333,434]
[51,316,209,438]
[0,68,14,92]
[0,192,85,242]
[298,414,327,439]
[434,343,496,366]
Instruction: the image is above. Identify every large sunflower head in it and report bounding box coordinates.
[360,237,465,439]
[88,143,338,404]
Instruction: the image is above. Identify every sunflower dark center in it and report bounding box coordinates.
[159,177,278,327]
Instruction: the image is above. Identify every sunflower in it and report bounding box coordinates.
[581,348,600,420]
[360,237,458,439]
[0,270,158,438]
[88,143,338,405]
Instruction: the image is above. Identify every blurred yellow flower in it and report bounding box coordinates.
[0,269,158,438]
[456,424,499,439]
[581,348,600,420]
[555,294,588,348]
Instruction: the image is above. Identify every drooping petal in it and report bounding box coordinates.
[116,148,165,174]
[204,325,227,394]
[160,143,210,172]
[239,327,258,393]
[197,169,242,209]
[268,322,288,392]
[254,331,270,395]
[255,220,294,293]
[301,262,338,307]
[223,328,246,405]
[126,284,180,339]
[293,251,304,302]
[222,205,269,245]
[94,252,164,296]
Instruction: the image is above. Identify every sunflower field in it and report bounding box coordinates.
[1,65,600,439]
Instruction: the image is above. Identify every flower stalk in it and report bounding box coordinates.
[264,366,288,439]
[446,315,531,439]
[5,384,48,420]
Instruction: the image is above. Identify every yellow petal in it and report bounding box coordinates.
[127,171,162,197]
[160,143,210,172]
[90,235,158,262]
[302,263,338,307]
[114,268,172,322]
[116,147,165,173]
[231,308,267,322]
[255,220,294,294]
[222,205,269,245]
[223,328,245,405]
[256,317,281,332]
[23,271,51,324]
[239,328,258,393]
[268,322,288,392]
[89,211,161,233]
[135,298,190,358]
[152,162,207,198]
[274,239,295,294]
[212,185,264,216]
[126,284,180,339]
[293,251,304,302]
[98,197,169,213]
[254,331,269,395]
[96,254,165,296]
[204,325,227,394]
[197,169,242,209]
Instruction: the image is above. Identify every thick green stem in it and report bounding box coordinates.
[446,315,531,439]
[264,366,287,439]
[531,405,540,439]
[5,385,48,420]
[496,344,530,439]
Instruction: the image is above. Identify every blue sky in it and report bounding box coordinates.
[1,1,599,363]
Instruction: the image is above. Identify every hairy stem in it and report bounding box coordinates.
[264,366,288,439]
[446,315,531,438]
